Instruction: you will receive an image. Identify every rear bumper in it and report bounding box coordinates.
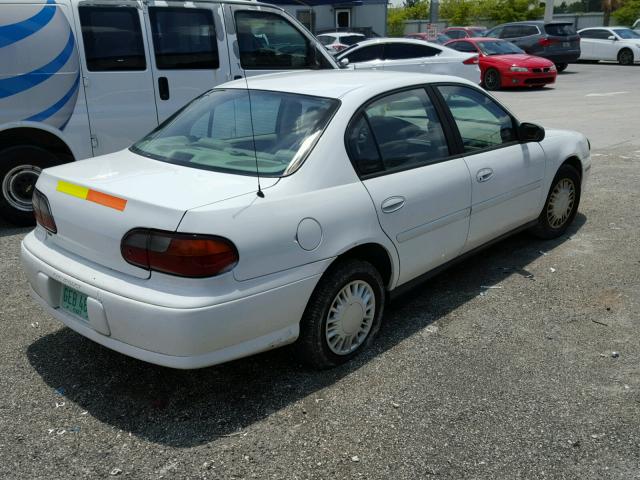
[541,51,581,64]
[21,233,324,369]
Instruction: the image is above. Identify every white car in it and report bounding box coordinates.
[317,32,366,53]
[22,71,590,370]
[578,27,640,65]
[335,38,481,84]
[633,19,640,33]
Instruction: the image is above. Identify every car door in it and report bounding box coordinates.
[74,2,159,155]
[143,2,231,123]
[346,87,472,286]
[592,29,617,60]
[223,5,334,80]
[339,44,385,70]
[435,84,546,251]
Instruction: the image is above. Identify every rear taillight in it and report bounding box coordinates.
[32,189,57,233]
[538,37,559,47]
[121,229,238,278]
[463,55,479,65]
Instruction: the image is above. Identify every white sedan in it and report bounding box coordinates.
[335,38,482,84]
[22,71,590,369]
[578,27,640,65]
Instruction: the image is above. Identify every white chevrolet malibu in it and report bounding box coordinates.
[22,71,591,369]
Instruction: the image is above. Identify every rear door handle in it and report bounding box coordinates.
[381,196,405,213]
[476,168,494,183]
[158,77,170,101]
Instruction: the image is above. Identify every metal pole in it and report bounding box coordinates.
[544,0,554,23]
[429,0,439,24]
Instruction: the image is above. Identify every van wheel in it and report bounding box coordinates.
[531,164,581,239]
[0,146,59,226]
[618,49,634,66]
[293,259,385,369]
[555,63,568,72]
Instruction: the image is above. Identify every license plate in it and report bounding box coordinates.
[61,286,89,321]
[562,42,570,47]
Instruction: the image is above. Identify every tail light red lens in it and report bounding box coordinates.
[121,229,239,278]
[538,37,559,47]
[463,55,479,65]
[32,189,57,233]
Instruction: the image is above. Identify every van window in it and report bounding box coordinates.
[79,6,146,71]
[149,8,219,69]
[235,11,316,69]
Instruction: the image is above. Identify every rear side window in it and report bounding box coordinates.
[438,85,517,152]
[384,43,441,59]
[446,30,465,39]
[521,25,540,36]
[79,6,146,71]
[235,10,316,69]
[149,8,219,69]
[347,88,450,175]
[343,45,383,62]
[545,23,576,36]
[501,25,523,38]
[581,29,610,40]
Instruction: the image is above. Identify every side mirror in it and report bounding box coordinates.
[339,57,350,67]
[608,35,617,41]
[519,122,545,142]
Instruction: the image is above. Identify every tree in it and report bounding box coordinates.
[439,0,543,25]
[439,0,481,25]
[613,0,640,25]
[387,0,430,37]
[602,0,623,25]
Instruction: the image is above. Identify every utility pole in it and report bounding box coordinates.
[544,0,554,22]
[429,0,439,24]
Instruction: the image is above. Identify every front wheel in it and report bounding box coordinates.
[0,146,59,226]
[293,259,385,369]
[483,69,501,91]
[555,63,568,72]
[531,164,581,239]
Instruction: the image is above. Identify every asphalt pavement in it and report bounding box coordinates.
[1,63,639,479]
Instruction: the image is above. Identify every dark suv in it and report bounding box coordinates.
[484,21,580,71]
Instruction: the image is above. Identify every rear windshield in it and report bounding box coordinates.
[339,35,365,46]
[545,23,576,36]
[132,89,339,177]
[477,40,524,55]
[613,28,640,39]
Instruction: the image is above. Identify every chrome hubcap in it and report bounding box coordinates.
[325,280,375,356]
[1,165,41,211]
[547,178,575,228]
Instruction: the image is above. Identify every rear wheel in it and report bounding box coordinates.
[483,68,501,91]
[0,146,59,226]
[531,164,581,239]
[618,48,634,66]
[555,63,568,72]
[293,259,385,369]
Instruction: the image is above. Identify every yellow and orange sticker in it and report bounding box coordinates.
[56,180,127,212]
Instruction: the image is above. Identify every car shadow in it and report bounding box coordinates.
[27,214,586,448]
[0,218,32,238]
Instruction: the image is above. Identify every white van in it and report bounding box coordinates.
[0,0,337,224]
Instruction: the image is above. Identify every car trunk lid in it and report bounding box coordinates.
[36,150,277,279]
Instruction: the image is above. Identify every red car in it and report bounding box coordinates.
[445,38,557,90]
[441,26,488,39]
[404,32,452,45]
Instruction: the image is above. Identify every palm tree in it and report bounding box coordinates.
[601,0,622,25]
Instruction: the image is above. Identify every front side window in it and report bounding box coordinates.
[79,6,146,71]
[149,8,219,70]
[347,88,449,175]
[438,85,517,152]
[235,11,317,69]
[132,89,339,177]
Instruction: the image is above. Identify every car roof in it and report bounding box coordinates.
[221,71,475,101]
[318,32,365,38]
[345,37,442,48]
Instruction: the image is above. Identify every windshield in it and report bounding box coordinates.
[132,89,339,177]
[613,28,640,39]
[477,40,524,55]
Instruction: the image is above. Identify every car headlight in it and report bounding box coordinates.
[549,64,557,72]
[510,66,529,72]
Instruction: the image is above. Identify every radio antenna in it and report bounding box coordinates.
[243,74,264,198]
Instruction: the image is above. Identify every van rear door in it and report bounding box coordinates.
[142,2,232,123]
[222,4,337,80]
[74,1,159,156]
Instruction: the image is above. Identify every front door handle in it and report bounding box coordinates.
[381,196,405,213]
[158,77,170,101]
[476,168,494,183]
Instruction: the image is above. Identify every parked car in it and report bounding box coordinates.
[446,38,557,90]
[405,32,452,45]
[442,26,488,39]
[317,32,366,53]
[578,27,640,65]
[0,0,337,225]
[484,21,580,72]
[335,38,481,84]
[633,19,640,33]
[22,71,591,370]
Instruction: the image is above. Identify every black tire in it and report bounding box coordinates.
[531,164,581,240]
[0,145,60,226]
[483,68,501,91]
[618,48,634,66]
[555,63,568,72]
[292,259,385,369]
